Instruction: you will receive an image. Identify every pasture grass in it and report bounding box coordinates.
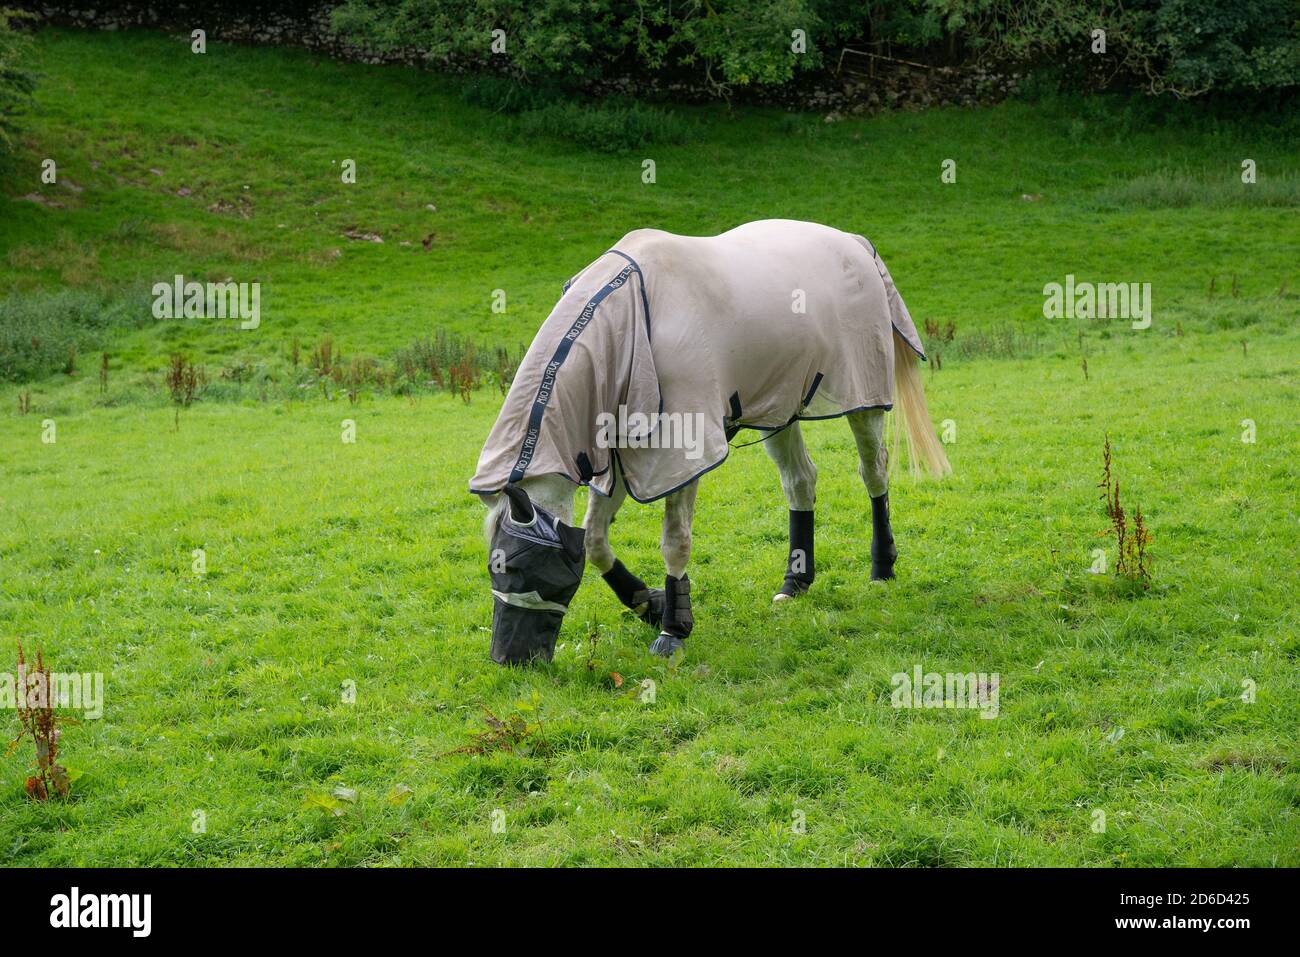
[0,28,1297,866]
[1092,168,1300,210]
[3,29,1297,365]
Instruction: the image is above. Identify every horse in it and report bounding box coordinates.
[471,219,950,665]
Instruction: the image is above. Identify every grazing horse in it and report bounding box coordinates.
[471,219,950,665]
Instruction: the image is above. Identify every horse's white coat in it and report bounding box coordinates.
[849,408,890,498]
[763,422,818,512]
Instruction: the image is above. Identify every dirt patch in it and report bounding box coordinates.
[20,192,65,209]
[207,197,255,219]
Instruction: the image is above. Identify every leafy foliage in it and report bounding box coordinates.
[443,696,549,758]
[331,0,1300,97]
[1135,0,1300,96]
[0,289,149,383]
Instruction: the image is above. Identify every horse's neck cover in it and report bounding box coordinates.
[470,219,926,504]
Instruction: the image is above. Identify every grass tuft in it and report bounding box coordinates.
[1093,169,1300,209]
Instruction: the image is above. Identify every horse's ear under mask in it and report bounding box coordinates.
[487,484,585,665]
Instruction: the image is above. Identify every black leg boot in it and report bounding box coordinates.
[601,559,665,629]
[649,574,691,657]
[777,509,815,598]
[871,492,897,581]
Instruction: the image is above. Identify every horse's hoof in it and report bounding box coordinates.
[649,633,685,657]
[871,565,896,582]
[774,577,810,602]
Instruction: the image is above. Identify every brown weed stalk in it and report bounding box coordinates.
[1133,506,1151,585]
[165,353,205,429]
[1099,434,1152,588]
[923,318,956,371]
[584,614,602,672]
[449,346,480,404]
[334,356,382,405]
[310,335,336,377]
[9,642,71,800]
[494,347,516,396]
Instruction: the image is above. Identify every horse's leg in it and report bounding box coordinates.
[648,480,698,657]
[763,423,818,602]
[584,463,664,628]
[847,409,896,580]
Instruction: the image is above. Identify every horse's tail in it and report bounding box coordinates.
[892,330,952,478]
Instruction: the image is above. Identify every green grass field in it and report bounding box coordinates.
[1,28,1297,866]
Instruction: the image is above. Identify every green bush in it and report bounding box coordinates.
[331,1,1300,99]
[0,289,151,382]
[333,0,822,92]
[1139,0,1300,96]
[0,8,38,153]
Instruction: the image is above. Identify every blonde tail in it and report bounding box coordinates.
[890,331,951,478]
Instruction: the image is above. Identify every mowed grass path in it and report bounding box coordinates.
[0,29,1297,865]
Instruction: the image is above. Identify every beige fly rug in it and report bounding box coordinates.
[470,219,925,503]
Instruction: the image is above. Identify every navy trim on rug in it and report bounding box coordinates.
[607,247,665,427]
[859,235,928,361]
[726,402,895,449]
[506,263,637,485]
[801,372,824,408]
[630,401,896,503]
[894,324,927,361]
[606,248,653,342]
[615,447,734,505]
